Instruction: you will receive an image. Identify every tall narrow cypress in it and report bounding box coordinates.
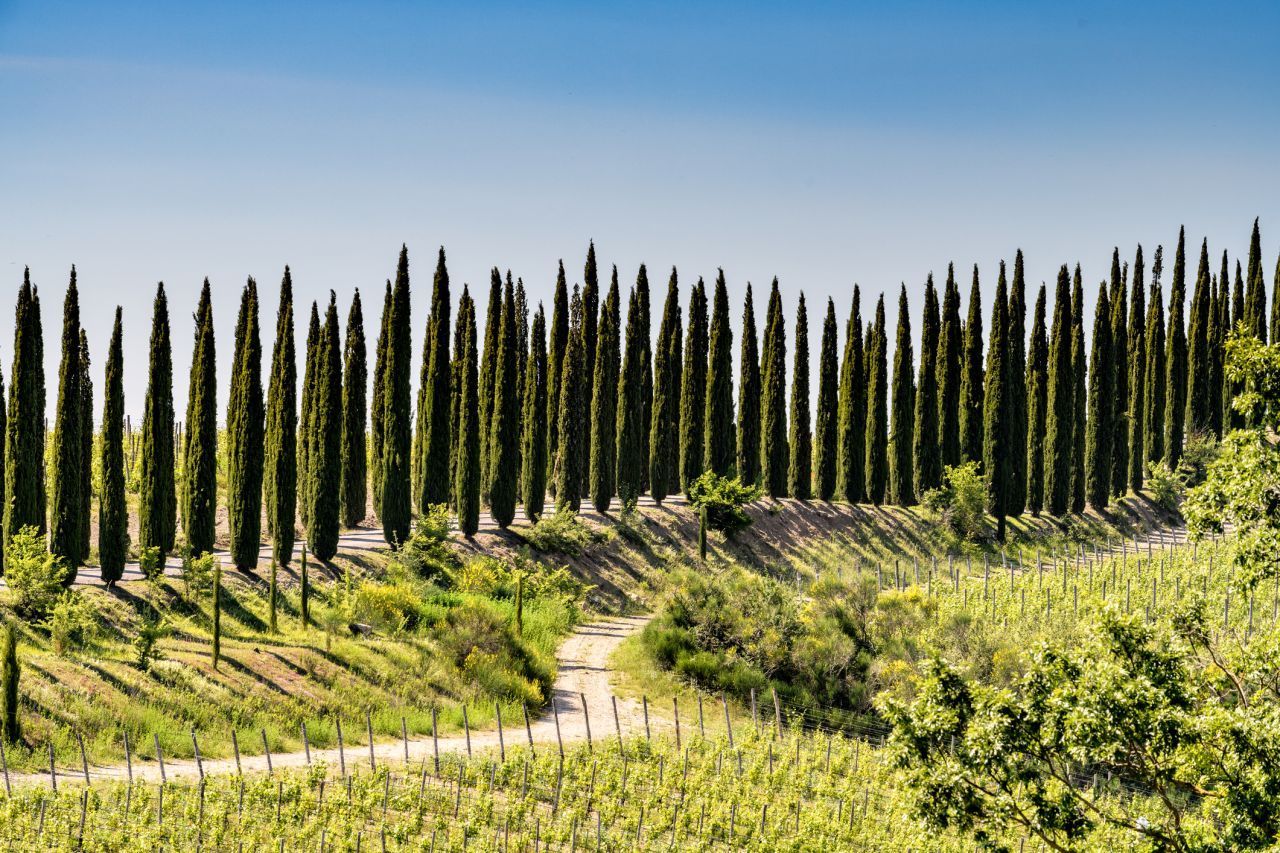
[1007,252,1028,513]
[837,287,865,503]
[1109,251,1129,497]
[1085,283,1113,511]
[983,266,1011,537]
[581,245,600,496]
[99,308,127,583]
[76,329,92,566]
[555,289,587,512]
[298,302,320,529]
[704,271,735,477]
[1233,258,1246,331]
[679,278,708,492]
[1069,266,1087,513]
[1186,238,1213,435]
[736,284,761,485]
[1271,249,1280,345]
[421,250,452,509]
[959,266,984,465]
[475,269,502,503]
[889,285,915,506]
[589,273,621,511]
[522,305,549,519]
[455,290,481,536]
[341,289,368,527]
[1165,228,1188,467]
[49,269,83,572]
[265,269,297,566]
[814,299,839,501]
[865,295,889,505]
[0,364,5,572]
[1245,218,1266,342]
[137,282,174,554]
[1213,251,1229,434]
[449,288,466,505]
[1144,249,1167,465]
[514,278,529,446]
[227,278,264,570]
[489,277,520,527]
[381,245,413,547]
[1044,266,1074,516]
[637,267,653,495]
[789,293,813,499]
[309,294,343,560]
[649,272,683,503]
[937,266,963,468]
[759,279,788,498]
[616,288,645,507]
[369,279,391,518]
[183,279,217,556]
[547,263,569,492]
[913,276,942,496]
[1127,247,1147,491]
[1025,285,1048,515]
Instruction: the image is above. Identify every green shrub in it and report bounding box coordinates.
[524,509,601,556]
[392,512,461,580]
[133,617,169,670]
[448,552,588,609]
[5,526,68,618]
[181,550,217,600]
[432,600,551,703]
[47,591,96,655]
[922,462,988,542]
[417,503,453,542]
[1148,460,1185,512]
[352,580,426,634]
[688,472,761,537]
[138,546,164,582]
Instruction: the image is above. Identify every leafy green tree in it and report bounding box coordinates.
[489,276,520,527]
[704,270,735,477]
[889,286,915,506]
[679,278,708,493]
[736,283,761,486]
[814,298,839,500]
[99,307,127,583]
[369,279,391,518]
[1186,237,1213,434]
[959,265,984,465]
[1166,227,1189,467]
[788,293,813,499]
[616,286,646,507]
[227,278,264,570]
[298,302,320,529]
[341,289,367,527]
[381,245,413,547]
[555,288,587,512]
[649,271,683,503]
[1145,247,1167,465]
[760,279,788,497]
[1006,251,1028,513]
[589,270,621,511]
[308,294,343,560]
[522,305,549,519]
[1245,217,1266,342]
[913,276,942,496]
[1044,266,1074,516]
[547,263,569,492]
[1127,247,1147,491]
[455,290,481,536]
[137,282,174,555]
[1025,285,1048,515]
[1085,282,1113,511]
[865,294,889,505]
[1070,265,1087,513]
[265,269,298,566]
[937,266,963,468]
[837,287,865,502]
[183,279,218,556]
[983,265,1011,537]
[49,269,83,572]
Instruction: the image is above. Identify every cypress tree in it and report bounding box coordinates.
[212,561,222,666]
[227,278,264,570]
[183,279,217,556]
[449,288,465,506]
[298,302,320,529]
[455,290,481,536]
[937,266,963,468]
[1070,266,1087,513]
[77,329,92,566]
[1186,238,1213,435]
[1007,252,1028,513]
[369,279,391,518]
[4,272,41,557]
[1044,266,1074,516]
[555,289,587,512]
[1233,257,1245,330]
[736,284,761,486]
[704,271,735,477]
[679,278,709,493]
[421,250,452,509]
[1109,250,1129,497]
[547,263,569,492]
[889,285,915,506]
[1213,251,1229,434]
[1271,249,1280,345]
[489,277,520,527]
[137,282,174,554]
[581,245,600,496]
[637,266,653,495]
[650,272,683,503]
[474,268,502,503]
[1246,218,1266,342]
[381,245,413,547]
[309,294,343,560]
[837,287,865,503]
[514,278,529,445]
[759,279,788,498]
[913,276,942,496]
[616,287,646,507]
[983,265,1011,537]
[1127,247,1147,491]
[865,295,889,505]
[789,292,813,499]
[1144,250,1167,465]
[814,298,839,501]
[49,269,83,572]
[590,273,621,511]
[341,290,367,527]
[522,305,549,519]
[99,307,127,583]
[1,622,17,745]
[1165,228,1188,467]
[1026,285,1048,515]
[1085,283,1113,511]
[265,269,297,566]
[959,266,984,465]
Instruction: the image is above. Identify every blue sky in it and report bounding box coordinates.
[2,1,1278,417]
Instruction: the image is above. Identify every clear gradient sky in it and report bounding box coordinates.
[2,1,1278,419]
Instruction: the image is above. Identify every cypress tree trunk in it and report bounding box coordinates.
[369,279,391,519]
[1245,218,1266,342]
[1044,266,1074,517]
[420,249,452,510]
[913,276,942,496]
[889,286,915,506]
[865,295,889,505]
[99,308,127,583]
[76,329,93,566]
[736,284,761,486]
[580,245,599,499]
[555,289,587,512]
[522,306,549,519]
[137,282,174,554]
[1144,249,1167,465]
[959,266,985,466]
[341,289,368,527]
[309,295,343,560]
[298,302,320,530]
[227,278,264,570]
[546,264,569,494]
[183,279,218,556]
[789,293,813,500]
[1186,238,1213,435]
[704,271,735,477]
[589,272,621,512]
[265,269,298,567]
[649,272,683,503]
[50,268,83,574]
[1165,228,1188,467]
[381,245,413,547]
[456,290,481,536]
[1085,283,1114,511]
[489,277,520,527]
[1070,267,1087,514]
[983,265,1011,538]
[1026,285,1048,515]
[615,285,646,507]
[1007,252,1028,513]
[837,287,865,502]
[937,266,963,468]
[1,622,18,744]
[1127,247,1147,492]
[638,268,653,496]
[814,298,839,501]
[759,279,788,498]
[679,278,708,493]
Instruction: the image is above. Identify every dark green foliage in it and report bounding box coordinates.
[1070,266,1087,513]
[1006,252,1028,513]
[212,561,221,667]
[913,276,942,496]
[1245,217,1266,342]
[1128,247,1147,491]
[983,265,1012,537]
[474,269,501,504]
[704,270,735,477]
[183,279,218,556]
[49,268,83,572]
[1212,251,1229,435]
[1044,266,1074,516]
[0,363,6,572]
[814,298,839,500]
[1166,228,1188,467]
[268,559,277,634]
[77,329,92,565]
[420,249,452,510]
[227,278,264,570]
[616,285,646,507]
[308,294,343,560]
[455,290,481,536]
[1145,248,1167,465]
[889,286,915,506]
[488,276,520,527]
[522,305,549,519]
[300,549,310,627]
[381,245,413,548]
[736,284,761,486]
[937,266,963,468]
[547,263,569,492]
[865,294,889,505]
[514,278,529,461]
[837,287,865,502]
[554,289,587,512]
[1,622,18,744]
[1109,250,1129,497]
[688,472,761,537]
[959,265,984,465]
[341,289,367,527]
[369,280,391,518]
[298,302,320,529]
[760,279,788,498]
[1186,238,1213,434]
[99,308,127,583]
[265,269,298,566]
[679,278,709,493]
[789,293,813,499]
[1271,250,1280,345]
[650,271,683,503]
[580,244,599,496]
[638,266,653,495]
[1025,285,1049,515]
[589,271,621,512]
[137,282,174,554]
[1085,283,1113,511]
